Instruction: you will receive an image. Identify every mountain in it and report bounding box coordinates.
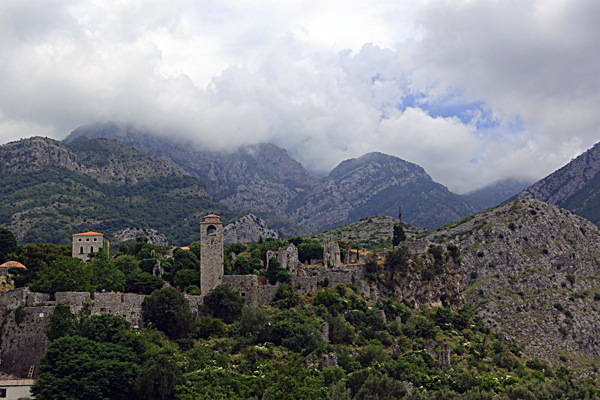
[461,178,533,210]
[424,198,600,371]
[64,122,506,232]
[290,152,478,230]
[64,122,316,236]
[0,136,239,245]
[516,141,600,227]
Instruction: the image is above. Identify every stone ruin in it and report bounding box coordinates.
[323,242,341,268]
[277,243,301,274]
[305,353,338,368]
[425,340,452,369]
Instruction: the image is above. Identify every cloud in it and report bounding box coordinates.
[0,0,599,193]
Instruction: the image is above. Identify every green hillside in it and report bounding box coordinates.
[0,137,240,246]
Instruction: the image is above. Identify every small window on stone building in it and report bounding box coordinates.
[94,238,97,241]
[207,225,216,236]
[86,238,89,241]
[0,388,6,397]
[78,238,82,242]
[91,246,94,253]
[80,247,84,254]
[241,292,245,297]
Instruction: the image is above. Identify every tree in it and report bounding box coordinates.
[271,284,300,309]
[9,243,71,287]
[89,251,125,292]
[135,343,184,400]
[297,242,323,263]
[392,223,406,247]
[174,269,200,290]
[0,228,17,264]
[79,314,131,343]
[385,246,411,275]
[142,287,196,340]
[125,271,165,295]
[203,284,245,323]
[113,255,140,275]
[31,336,139,400]
[29,256,93,294]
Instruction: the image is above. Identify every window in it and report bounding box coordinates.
[207,225,217,236]
[241,292,245,297]
[0,388,6,397]
[93,238,97,241]
[90,246,94,253]
[86,238,89,241]
[79,247,84,254]
[78,238,81,242]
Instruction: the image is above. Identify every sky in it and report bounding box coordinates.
[1,0,599,193]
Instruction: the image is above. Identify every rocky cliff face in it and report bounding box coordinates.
[424,198,600,372]
[516,141,600,228]
[223,214,280,244]
[0,136,188,186]
[111,228,169,245]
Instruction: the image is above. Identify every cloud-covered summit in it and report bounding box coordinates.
[1,0,599,193]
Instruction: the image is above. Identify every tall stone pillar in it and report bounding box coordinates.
[200,214,224,295]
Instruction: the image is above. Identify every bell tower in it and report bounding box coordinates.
[200,214,224,295]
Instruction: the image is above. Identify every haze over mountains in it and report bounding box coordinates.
[64,122,530,234]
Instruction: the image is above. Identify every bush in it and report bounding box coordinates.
[142,287,196,340]
[203,284,245,323]
[239,306,271,343]
[271,284,300,309]
[196,317,226,339]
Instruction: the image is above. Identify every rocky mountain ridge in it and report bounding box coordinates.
[516,141,600,227]
[423,198,600,373]
[223,214,280,244]
[0,136,188,186]
[63,123,508,233]
[0,136,239,245]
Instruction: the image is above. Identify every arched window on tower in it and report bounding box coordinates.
[207,225,217,236]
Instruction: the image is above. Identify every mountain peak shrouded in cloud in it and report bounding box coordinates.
[1,1,600,193]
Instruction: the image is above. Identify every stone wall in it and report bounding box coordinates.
[0,305,52,379]
[395,239,430,256]
[222,275,259,307]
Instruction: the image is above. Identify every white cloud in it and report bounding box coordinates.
[0,0,599,193]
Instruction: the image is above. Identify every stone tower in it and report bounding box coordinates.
[200,214,224,295]
[72,231,111,262]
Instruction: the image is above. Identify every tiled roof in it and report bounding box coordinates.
[0,261,26,269]
[72,232,103,236]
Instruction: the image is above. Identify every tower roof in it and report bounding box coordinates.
[201,214,223,224]
[72,232,111,242]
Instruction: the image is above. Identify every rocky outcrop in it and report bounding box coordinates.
[223,214,279,244]
[111,228,169,245]
[425,198,600,369]
[517,142,600,206]
[0,136,190,186]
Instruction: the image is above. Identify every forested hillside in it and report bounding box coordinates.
[0,136,239,245]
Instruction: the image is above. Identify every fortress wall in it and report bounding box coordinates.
[257,285,279,306]
[0,305,53,379]
[54,292,91,313]
[222,275,259,307]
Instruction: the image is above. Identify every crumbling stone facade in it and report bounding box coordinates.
[323,242,341,268]
[277,243,301,274]
[200,214,224,295]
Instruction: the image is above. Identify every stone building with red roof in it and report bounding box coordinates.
[72,231,111,262]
